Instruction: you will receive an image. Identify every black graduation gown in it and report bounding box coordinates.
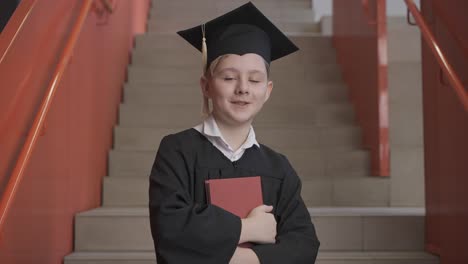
[149,128,320,264]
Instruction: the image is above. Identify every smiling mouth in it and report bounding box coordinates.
[231,101,250,106]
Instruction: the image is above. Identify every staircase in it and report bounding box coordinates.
[387,16,425,207]
[65,1,437,263]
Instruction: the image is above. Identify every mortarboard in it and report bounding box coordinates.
[177,2,299,72]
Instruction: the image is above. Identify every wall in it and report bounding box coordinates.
[0,0,149,263]
[421,1,468,263]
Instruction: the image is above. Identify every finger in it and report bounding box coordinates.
[262,205,274,212]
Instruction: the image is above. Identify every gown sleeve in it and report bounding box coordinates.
[149,135,241,264]
[251,155,320,264]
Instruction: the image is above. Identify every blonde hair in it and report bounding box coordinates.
[201,55,270,117]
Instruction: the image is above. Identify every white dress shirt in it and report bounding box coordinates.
[193,115,260,162]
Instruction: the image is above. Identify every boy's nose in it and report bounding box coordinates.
[236,79,250,94]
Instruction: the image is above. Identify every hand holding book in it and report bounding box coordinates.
[205,176,277,247]
[240,205,277,244]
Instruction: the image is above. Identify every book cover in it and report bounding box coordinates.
[205,176,263,248]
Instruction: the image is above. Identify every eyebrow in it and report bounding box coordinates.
[217,68,266,75]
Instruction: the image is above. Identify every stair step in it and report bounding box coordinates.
[150,6,316,23]
[122,82,348,106]
[103,174,388,207]
[108,147,369,179]
[105,143,392,207]
[148,20,320,34]
[135,34,333,52]
[126,64,342,85]
[388,30,422,62]
[151,0,312,10]
[277,21,321,33]
[147,0,315,34]
[65,251,438,264]
[386,18,421,63]
[108,150,153,178]
[152,0,313,10]
[72,207,425,252]
[103,164,384,207]
[388,61,423,105]
[387,16,423,32]
[114,126,362,151]
[130,47,337,67]
[65,251,155,264]
[124,78,346,98]
[118,103,355,127]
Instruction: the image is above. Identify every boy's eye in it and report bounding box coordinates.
[223,77,236,81]
[249,80,260,83]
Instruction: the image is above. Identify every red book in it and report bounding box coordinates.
[205,176,263,248]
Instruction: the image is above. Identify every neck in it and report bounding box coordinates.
[212,114,252,151]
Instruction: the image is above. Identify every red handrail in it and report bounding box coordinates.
[0,0,93,233]
[404,0,468,112]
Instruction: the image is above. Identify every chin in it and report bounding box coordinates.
[225,112,254,126]
[214,105,258,126]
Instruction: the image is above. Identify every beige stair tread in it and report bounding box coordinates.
[133,32,327,46]
[102,171,381,207]
[318,251,437,261]
[122,83,348,105]
[107,148,371,179]
[125,70,342,84]
[130,49,337,67]
[126,63,342,78]
[147,23,320,34]
[307,207,425,216]
[135,33,331,47]
[74,206,424,251]
[65,251,155,260]
[77,207,424,217]
[113,125,362,151]
[150,7,316,23]
[118,103,355,127]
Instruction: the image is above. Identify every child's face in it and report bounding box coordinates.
[201,53,273,127]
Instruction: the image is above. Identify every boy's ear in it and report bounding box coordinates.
[200,76,210,98]
[264,80,273,103]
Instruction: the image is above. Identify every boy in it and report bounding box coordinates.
[149,2,320,263]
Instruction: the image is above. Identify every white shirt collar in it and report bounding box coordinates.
[201,115,259,151]
[193,115,260,162]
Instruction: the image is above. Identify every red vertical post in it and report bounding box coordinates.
[333,0,389,176]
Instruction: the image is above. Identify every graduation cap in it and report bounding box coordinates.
[177,2,299,72]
